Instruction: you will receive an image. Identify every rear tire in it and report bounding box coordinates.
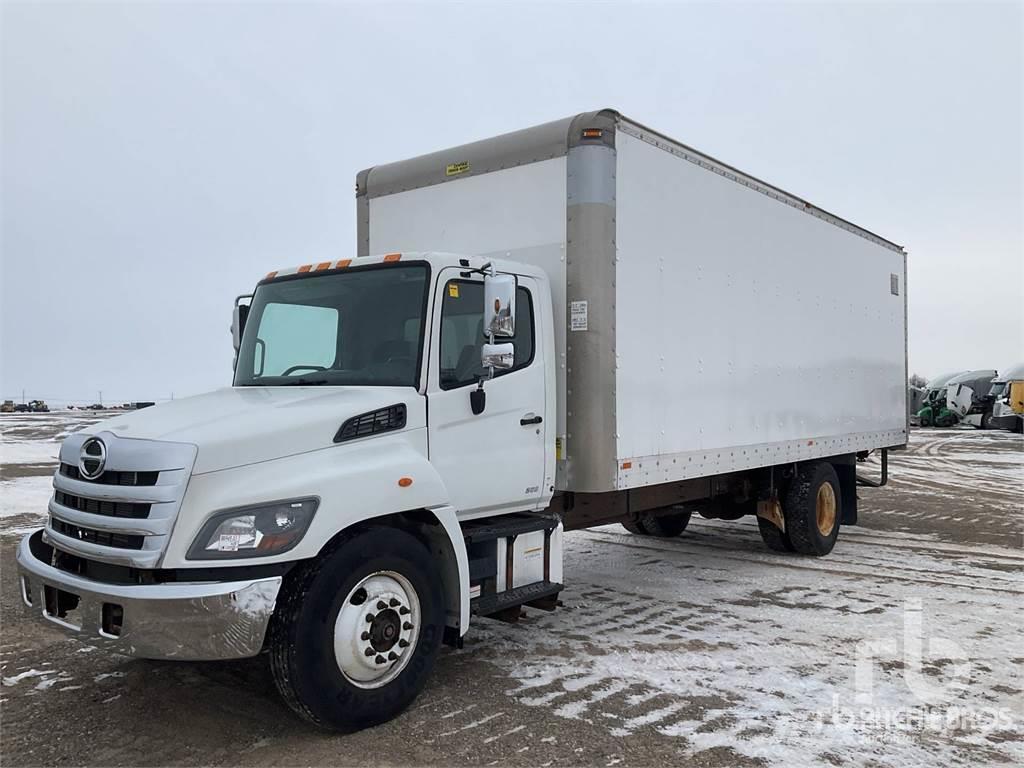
[638,508,691,537]
[268,526,445,731]
[757,516,794,552]
[784,462,842,556]
[621,520,648,535]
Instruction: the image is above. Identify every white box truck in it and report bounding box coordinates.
[17,109,907,731]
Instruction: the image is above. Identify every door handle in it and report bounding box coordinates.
[520,414,543,426]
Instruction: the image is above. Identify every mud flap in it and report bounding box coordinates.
[756,499,785,531]
[834,462,858,525]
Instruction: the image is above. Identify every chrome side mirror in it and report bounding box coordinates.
[483,273,516,338]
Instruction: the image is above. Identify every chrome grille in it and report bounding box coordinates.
[50,519,145,550]
[53,490,150,519]
[46,432,196,569]
[59,463,159,487]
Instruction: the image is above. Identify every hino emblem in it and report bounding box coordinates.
[78,437,107,480]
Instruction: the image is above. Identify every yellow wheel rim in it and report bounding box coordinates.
[816,482,837,536]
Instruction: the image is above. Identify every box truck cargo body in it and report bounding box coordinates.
[358,109,908,498]
[18,109,907,732]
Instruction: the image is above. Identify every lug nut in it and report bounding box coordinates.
[399,606,410,615]
[388,651,398,661]
[403,621,413,630]
[364,648,374,657]
[361,631,370,641]
[398,639,409,648]
[389,598,400,607]
[377,601,387,611]
[365,613,375,623]
[375,654,386,664]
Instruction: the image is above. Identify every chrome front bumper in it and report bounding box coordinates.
[16,531,282,660]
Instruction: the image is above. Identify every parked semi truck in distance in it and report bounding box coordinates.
[17,110,908,731]
[918,369,997,428]
[988,363,1024,433]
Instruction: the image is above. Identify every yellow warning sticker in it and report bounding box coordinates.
[555,436,565,461]
[446,161,470,177]
[448,283,459,298]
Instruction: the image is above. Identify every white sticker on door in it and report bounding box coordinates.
[570,300,588,332]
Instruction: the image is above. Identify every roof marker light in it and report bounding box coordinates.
[314,261,332,271]
[336,259,352,269]
[382,253,401,262]
[297,264,312,273]
[265,271,278,280]
[582,128,603,139]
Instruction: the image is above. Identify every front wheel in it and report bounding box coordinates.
[269,526,445,730]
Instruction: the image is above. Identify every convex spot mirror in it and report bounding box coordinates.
[483,273,516,338]
[481,342,515,371]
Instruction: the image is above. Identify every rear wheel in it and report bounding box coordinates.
[622,509,691,537]
[784,462,842,556]
[269,526,445,730]
[757,516,794,552]
[638,508,691,537]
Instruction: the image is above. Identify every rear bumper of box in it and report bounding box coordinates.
[16,530,281,660]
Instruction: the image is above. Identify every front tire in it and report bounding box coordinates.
[784,462,842,556]
[269,526,445,730]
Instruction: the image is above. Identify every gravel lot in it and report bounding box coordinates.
[1,414,1021,767]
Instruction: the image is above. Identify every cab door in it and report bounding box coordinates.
[427,269,546,519]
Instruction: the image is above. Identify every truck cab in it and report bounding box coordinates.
[233,252,557,523]
[17,251,562,730]
[987,363,1024,433]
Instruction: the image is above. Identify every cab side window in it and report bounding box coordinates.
[439,281,534,390]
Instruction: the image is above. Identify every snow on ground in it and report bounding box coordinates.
[0,475,54,534]
[0,441,62,466]
[466,518,1023,767]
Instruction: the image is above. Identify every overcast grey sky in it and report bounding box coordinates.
[2,1,1021,405]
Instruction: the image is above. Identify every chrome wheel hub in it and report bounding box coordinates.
[334,571,420,689]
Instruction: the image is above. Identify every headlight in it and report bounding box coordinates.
[186,498,319,560]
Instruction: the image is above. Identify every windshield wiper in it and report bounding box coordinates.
[281,377,331,386]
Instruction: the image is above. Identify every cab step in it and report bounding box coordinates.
[472,579,563,620]
[461,512,564,624]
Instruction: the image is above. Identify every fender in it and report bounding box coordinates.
[419,504,470,637]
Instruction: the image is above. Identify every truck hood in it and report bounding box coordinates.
[86,387,424,474]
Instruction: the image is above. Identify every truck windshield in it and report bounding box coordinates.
[234,263,429,388]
